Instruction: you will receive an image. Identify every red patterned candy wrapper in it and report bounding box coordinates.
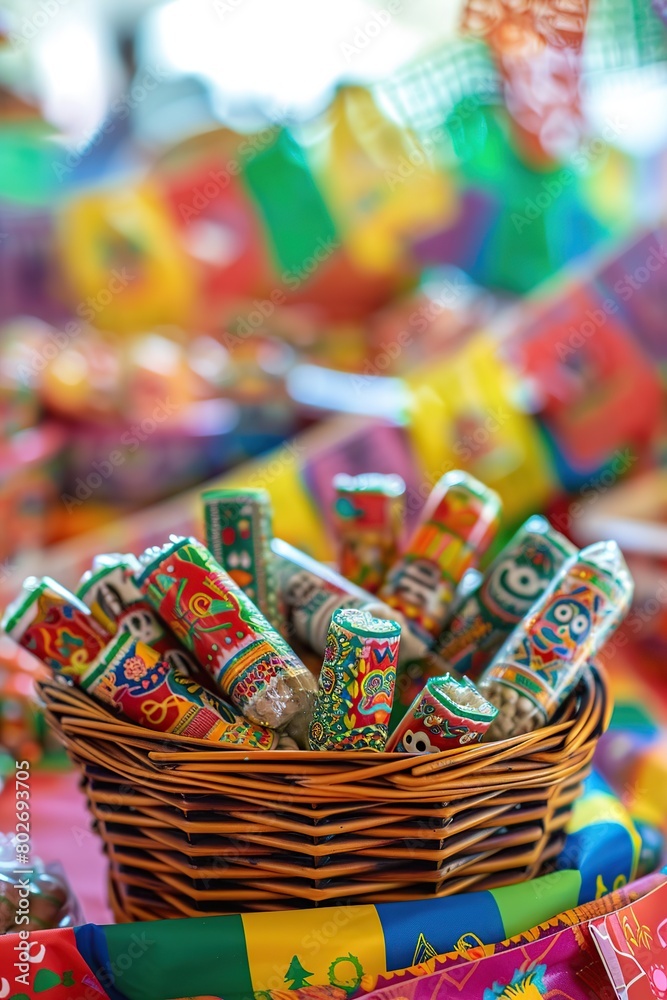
[308,608,400,752]
[1,576,111,677]
[80,632,276,748]
[77,553,199,673]
[379,470,502,642]
[332,473,405,594]
[135,536,317,735]
[386,674,498,753]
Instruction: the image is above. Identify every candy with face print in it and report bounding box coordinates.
[399,728,438,754]
[532,594,592,656]
[78,553,200,674]
[272,538,434,666]
[386,673,497,753]
[479,540,634,740]
[76,554,144,633]
[435,516,576,678]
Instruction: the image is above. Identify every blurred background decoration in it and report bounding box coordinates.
[2,0,667,771]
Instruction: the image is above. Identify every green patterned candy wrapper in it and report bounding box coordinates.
[479,540,634,740]
[1,576,111,678]
[386,674,498,753]
[80,632,276,748]
[135,536,317,734]
[308,608,400,752]
[435,516,577,678]
[202,488,283,631]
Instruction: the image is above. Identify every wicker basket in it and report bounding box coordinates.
[39,663,609,921]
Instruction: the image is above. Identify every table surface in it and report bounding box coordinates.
[0,768,113,925]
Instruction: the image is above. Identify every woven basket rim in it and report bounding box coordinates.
[37,661,609,766]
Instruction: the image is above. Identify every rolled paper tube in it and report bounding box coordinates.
[451,567,484,614]
[1,576,111,677]
[202,487,283,631]
[272,538,433,665]
[479,540,634,741]
[76,553,144,633]
[116,603,199,673]
[135,536,317,732]
[78,555,199,672]
[308,609,400,751]
[389,568,486,726]
[332,472,405,593]
[435,515,577,677]
[80,632,276,748]
[386,674,498,753]
[379,470,502,642]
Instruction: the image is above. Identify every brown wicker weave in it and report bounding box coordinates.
[39,663,609,921]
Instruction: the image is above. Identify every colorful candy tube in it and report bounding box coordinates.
[435,515,577,678]
[76,553,144,633]
[135,536,317,732]
[272,538,434,666]
[386,673,498,753]
[332,472,405,594]
[379,470,502,642]
[479,540,634,740]
[77,554,198,672]
[202,487,283,631]
[308,608,400,751]
[80,632,276,748]
[1,576,110,677]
